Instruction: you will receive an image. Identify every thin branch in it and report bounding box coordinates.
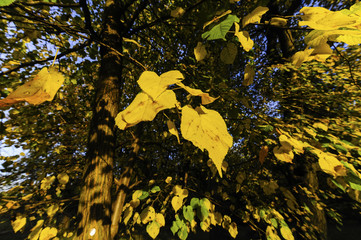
[0,41,91,77]
[79,0,98,40]
[20,1,80,8]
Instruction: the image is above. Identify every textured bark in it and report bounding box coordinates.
[76,1,123,239]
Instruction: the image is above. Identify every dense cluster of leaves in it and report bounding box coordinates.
[1,0,361,240]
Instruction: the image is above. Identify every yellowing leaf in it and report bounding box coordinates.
[41,176,56,190]
[39,227,57,240]
[115,90,178,130]
[176,82,217,105]
[313,122,328,131]
[155,213,165,227]
[242,6,269,27]
[266,226,281,240]
[57,173,69,185]
[194,42,207,61]
[28,220,44,240]
[165,176,172,183]
[146,221,160,239]
[220,42,237,64]
[0,67,64,108]
[22,193,33,201]
[171,7,185,18]
[11,215,26,233]
[243,64,255,86]
[234,23,254,51]
[137,70,183,100]
[46,204,59,217]
[180,105,233,177]
[167,120,180,143]
[140,206,156,224]
[309,43,333,62]
[229,222,238,238]
[172,185,188,198]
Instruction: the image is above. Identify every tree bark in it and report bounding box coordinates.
[76,1,123,239]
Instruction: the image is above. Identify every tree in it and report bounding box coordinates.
[1,1,361,240]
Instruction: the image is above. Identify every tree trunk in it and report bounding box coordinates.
[76,1,123,239]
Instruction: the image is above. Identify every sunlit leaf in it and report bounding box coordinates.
[46,204,59,217]
[229,222,238,238]
[28,220,44,240]
[0,67,64,108]
[180,105,233,177]
[234,23,254,51]
[313,149,346,177]
[137,70,183,100]
[41,176,56,190]
[57,172,69,185]
[176,82,217,105]
[183,205,195,222]
[0,0,16,6]
[39,227,57,240]
[115,90,178,130]
[242,6,269,27]
[155,213,165,227]
[11,215,26,233]
[146,221,160,239]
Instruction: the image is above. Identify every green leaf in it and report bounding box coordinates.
[177,226,188,240]
[197,205,209,221]
[270,218,278,228]
[183,205,195,222]
[150,185,160,193]
[146,221,160,239]
[170,221,179,235]
[0,0,16,6]
[190,198,200,209]
[332,144,348,154]
[202,15,240,41]
[345,173,361,191]
[139,191,149,200]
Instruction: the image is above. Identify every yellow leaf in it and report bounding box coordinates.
[220,42,237,64]
[137,70,183,100]
[123,206,133,225]
[155,213,165,227]
[146,221,160,239]
[243,64,255,86]
[28,220,44,240]
[171,196,184,212]
[279,135,304,154]
[167,120,180,143]
[39,227,57,240]
[115,90,178,130]
[172,185,188,198]
[194,42,207,61]
[140,206,156,224]
[313,122,328,131]
[299,7,358,30]
[165,176,172,183]
[0,67,64,108]
[266,226,281,240]
[11,215,26,233]
[176,82,217,105]
[309,43,333,62]
[268,17,287,27]
[234,23,254,51]
[313,150,347,177]
[229,222,238,238]
[180,105,233,177]
[291,49,314,67]
[41,176,56,190]
[22,193,33,201]
[46,204,59,217]
[273,144,293,163]
[57,173,69,185]
[171,7,185,18]
[242,6,269,27]
[280,225,294,240]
